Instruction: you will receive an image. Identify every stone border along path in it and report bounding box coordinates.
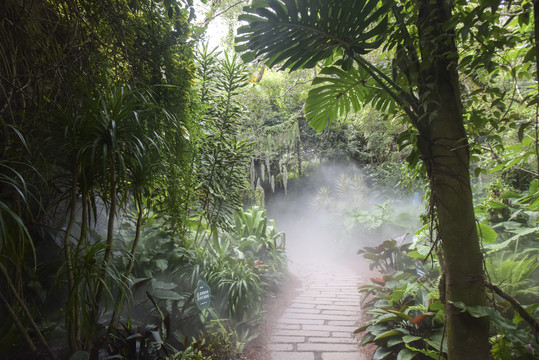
[268,267,368,360]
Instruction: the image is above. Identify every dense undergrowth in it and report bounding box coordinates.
[2,1,539,359]
[354,178,539,360]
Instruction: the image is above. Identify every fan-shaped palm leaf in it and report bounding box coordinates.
[236,0,390,71]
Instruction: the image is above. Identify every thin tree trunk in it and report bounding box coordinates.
[0,291,37,354]
[73,190,89,345]
[91,155,117,349]
[110,190,143,327]
[416,0,489,358]
[3,273,57,359]
[64,167,81,351]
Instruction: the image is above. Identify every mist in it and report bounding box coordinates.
[266,162,424,274]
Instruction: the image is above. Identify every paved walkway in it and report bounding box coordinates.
[268,263,368,360]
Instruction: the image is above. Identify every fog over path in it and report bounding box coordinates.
[265,173,376,360]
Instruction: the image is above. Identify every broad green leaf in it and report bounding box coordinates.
[507,227,538,242]
[374,328,407,341]
[373,347,393,360]
[387,337,405,347]
[359,332,375,346]
[236,0,390,71]
[385,309,413,322]
[69,351,90,360]
[150,289,184,301]
[530,179,538,194]
[487,200,508,209]
[397,348,417,360]
[155,259,169,272]
[483,238,512,252]
[477,223,497,243]
[451,301,517,332]
[402,335,422,343]
[152,279,177,290]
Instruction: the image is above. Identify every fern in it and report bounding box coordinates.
[485,253,539,299]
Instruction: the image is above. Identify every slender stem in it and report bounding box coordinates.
[92,152,117,343]
[64,167,80,351]
[110,191,144,327]
[0,291,37,354]
[3,272,57,359]
[487,282,539,332]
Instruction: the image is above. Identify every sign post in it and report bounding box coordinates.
[194,280,211,312]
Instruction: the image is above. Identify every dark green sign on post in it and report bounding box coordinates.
[194,280,211,311]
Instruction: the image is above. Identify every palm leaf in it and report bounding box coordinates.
[236,0,390,71]
[305,65,397,130]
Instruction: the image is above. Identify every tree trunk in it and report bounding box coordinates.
[416,0,490,358]
[110,190,143,327]
[90,154,117,351]
[64,167,81,351]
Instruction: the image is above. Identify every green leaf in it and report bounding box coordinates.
[150,289,184,301]
[477,223,497,243]
[359,332,376,346]
[385,309,413,322]
[530,179,538,194]
[152,279,177,290]
[451,301,517,332]
[155,259,169,272]
[397,348,417,360]
[69,351,90,360]
[305,65,395,131]
[387,337,405,347]
[373,347,394,360]
[374,329,407,341]
[402,335,422,343]
[236,0,390,71]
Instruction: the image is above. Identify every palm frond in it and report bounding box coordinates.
[236,0,390,71]
[305,65,396,130]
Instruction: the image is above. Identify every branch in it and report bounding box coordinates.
[487,282,539,333]
[203,0,249,27]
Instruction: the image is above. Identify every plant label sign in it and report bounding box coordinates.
[194,280,211,311]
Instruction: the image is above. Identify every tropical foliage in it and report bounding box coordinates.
[2,0,539,359]
[235,0,539,358]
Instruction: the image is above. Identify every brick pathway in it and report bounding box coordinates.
[268,263,367,360]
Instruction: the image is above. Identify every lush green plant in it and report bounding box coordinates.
[111,205,286,358]
[485,253,539,301]
[356,258,446,359]
[356,300,447,360]
[357,235,414,274]
[190,45,253,243]
[452,301,538,360]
